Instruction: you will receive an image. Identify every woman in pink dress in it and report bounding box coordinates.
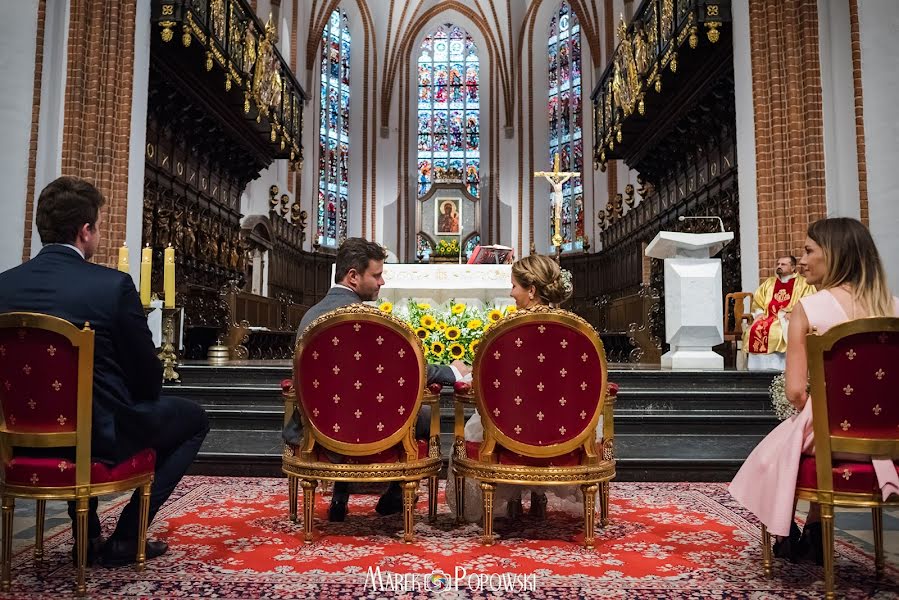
[730,217,899,562]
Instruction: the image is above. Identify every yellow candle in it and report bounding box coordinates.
[117,243,129,273]
[140,245,152,307]
[164,244,175,308]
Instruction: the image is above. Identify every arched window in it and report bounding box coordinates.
[317,9,350,247]
[547,2,584,251]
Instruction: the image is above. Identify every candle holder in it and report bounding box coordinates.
[157,307,182,383]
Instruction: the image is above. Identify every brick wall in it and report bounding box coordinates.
[848,0,869,225]
[748,0,827,278]
[61,0,137,267]
[21,0,47,262]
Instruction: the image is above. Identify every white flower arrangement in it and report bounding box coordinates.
[769,373,799,421]
[560,268,574,296]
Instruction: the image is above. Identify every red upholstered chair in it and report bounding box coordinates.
[281,305,441,543]
[0,313,155,596]
[760,317,899,599]
[451,305,617,547]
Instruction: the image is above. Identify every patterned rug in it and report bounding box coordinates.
[2,477,896,599]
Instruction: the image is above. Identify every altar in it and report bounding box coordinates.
[331,263,514,310]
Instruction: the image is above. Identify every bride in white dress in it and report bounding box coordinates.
[447,254,603,522]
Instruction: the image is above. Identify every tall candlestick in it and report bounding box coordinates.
[164,244,175,308]
[140,244,152,307]
[117,243,129,273]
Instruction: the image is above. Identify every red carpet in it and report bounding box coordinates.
[1,476,896,598]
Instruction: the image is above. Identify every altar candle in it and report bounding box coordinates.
[117,243,129,273]
[140,245,152,307]
[164,244,175,308]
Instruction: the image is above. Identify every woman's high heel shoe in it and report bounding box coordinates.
[506,498,523,519]
[773,521,803,562]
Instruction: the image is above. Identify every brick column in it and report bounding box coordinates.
[848,0,869,225]
[61,0,137,267]
[748,0,827,277]
[22,0,47,263]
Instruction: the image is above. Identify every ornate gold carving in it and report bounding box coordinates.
[182,24,191,47]
[705,22,722,43]
[159,21,175,42]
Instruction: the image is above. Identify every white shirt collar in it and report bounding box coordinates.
[778,273,796,284]
[46,243,85,260]
[333,283,355,293]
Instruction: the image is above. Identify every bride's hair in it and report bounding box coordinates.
[512,254,573,305]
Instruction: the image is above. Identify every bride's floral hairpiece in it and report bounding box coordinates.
[560,268,574,295]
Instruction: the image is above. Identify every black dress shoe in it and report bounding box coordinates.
[375,486,405,516]
[71,535,104,567]
[773,521,804,562]
[328,498,348,522]
[99,539,168,567]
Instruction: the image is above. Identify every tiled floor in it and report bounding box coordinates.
[6,493,898,565]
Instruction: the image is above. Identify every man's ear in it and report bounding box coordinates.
[77,222,93,242]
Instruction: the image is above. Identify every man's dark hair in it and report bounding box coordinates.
[778,254,798,267]
[35,176,105,244]
[334,237,388,282]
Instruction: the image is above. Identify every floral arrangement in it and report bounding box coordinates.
[434,239,461,257]
[769,373,799,421]
[377,299,515,365]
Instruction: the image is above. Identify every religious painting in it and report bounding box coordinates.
[435,198,461,235]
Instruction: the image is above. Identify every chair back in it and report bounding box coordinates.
[293,305,426,457]
[0,313,94,483]
[807,317,899,487]
[472,306,607,459]
[724,292,752,339]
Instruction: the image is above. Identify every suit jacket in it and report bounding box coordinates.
[0,246,162,462]
[283,285,454,444]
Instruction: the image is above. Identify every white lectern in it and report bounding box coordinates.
[645,231,734,370]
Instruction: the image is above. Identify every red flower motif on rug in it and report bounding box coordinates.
[3,477,896,598]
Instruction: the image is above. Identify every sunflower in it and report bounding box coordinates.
[430,341,445,356]
[378,301,393,314]
[417,303,431,310]
[451,303,466,315]
[420,314,437,329]
[448,343,465,359]
[437,321,447,331]
[469,339,481,354]
[487,308,504,323]
[415,327,429,340]
[467,319,483,330]
[445,326,461,340]
[505,305,517,314]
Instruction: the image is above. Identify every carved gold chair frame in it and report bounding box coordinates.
[281,305,441,543]
[451,305,617,547]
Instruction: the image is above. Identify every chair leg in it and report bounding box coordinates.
[600,481,610,527]
[454,474,466,524]
[74,496,89,597]
[872,506,884,579]
[34,499,45,563]
[136,483,151,572]
[402,481,418,543]
[821,504,836,600]
[427,475,438,522]
[300,480,317,544]
[1,495,14,592]
[288,476,299,523]
[582,484,598,549]
[761,524,772,577]
[480,482,496,546]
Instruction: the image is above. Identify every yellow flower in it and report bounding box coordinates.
[437,321,447,331]
[448,343,465,359]
[431,341,445,356]
[451,303,466,315]
[415,327,429,340]
[487,309,503,323]
[417,303,431,310]
[445,326,461,340]
[467,319,483,329]
[378,301,393,314]
[423,344,430,356]
[420,314,437,329]
[505,305,517,314]
[469,339,481,354]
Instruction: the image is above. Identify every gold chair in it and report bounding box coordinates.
[724,292,752,365]
[0,313,155,596]
[281,305,441,543]
[451,305,616,547]
[760,317,899,599]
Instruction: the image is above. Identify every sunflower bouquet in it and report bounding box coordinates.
[434,239,461,257]
[377,299,516,365]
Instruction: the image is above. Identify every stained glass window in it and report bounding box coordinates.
[547,2,584,252]
[417,24,480,199]
[318,10,350,247]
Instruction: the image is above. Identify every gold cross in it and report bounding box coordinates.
[534,153,580,248]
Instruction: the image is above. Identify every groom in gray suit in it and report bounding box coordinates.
[283,238,470,520]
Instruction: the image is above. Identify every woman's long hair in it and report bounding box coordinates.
[807,217,893,317]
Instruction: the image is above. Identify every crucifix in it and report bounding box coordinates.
[534,153,579,259]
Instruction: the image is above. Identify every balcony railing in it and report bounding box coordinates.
[591,0,731,171]
[154,0,306,164]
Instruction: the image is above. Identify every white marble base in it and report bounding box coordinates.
[661,348,724,370]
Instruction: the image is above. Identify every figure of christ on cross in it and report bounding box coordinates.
[534,153,580,257]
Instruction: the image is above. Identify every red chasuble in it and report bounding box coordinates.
[748,277,796,354]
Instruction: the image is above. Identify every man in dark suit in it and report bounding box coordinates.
[284,237,470,520]
[0,177,209,566]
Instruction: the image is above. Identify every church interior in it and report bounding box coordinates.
[1,0,898,597]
